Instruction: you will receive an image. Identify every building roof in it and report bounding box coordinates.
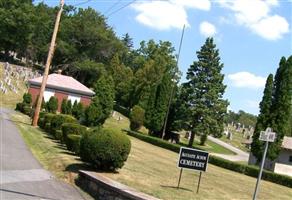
[282,136,292,150]
[28,73,95,96]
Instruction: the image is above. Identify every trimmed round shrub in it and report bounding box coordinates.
[15,102,24,112]
[42,113,55,129]
[80,128,131,171]
[55,130,63,141]
[62,123,86,138]
[129,105,145,131]
[23,104,32,115]
[66,134,82,154]
[50,114,77,137]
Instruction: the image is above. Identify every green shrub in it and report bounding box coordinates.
[72,101,84,120]
[46,96,58,113]
[67,100,72,115]
[61,99,68,114]
[129,105,145,131]
[44,122,51,132]
[23,104,31,115]
[15,102,24,112]
[80,128,131,171]
[41,113,55,129]
[23,93,32,104]
[55,130,63,141]
[123,129,292,188]
[61,123,87,142]
[66,134,82,154]
[50,114,77,136]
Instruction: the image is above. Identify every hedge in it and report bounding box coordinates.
[50,114,77,136]
[62,123,87,144]
[42,113,55,129]
[123,129,292,188]
[66,134,82,154]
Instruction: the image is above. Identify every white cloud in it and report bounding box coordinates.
[227,72,266,89]
[132,0,211,30]
[217,0,289,40]
[199,21,216,37]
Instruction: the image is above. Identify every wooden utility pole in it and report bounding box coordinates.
[32,0,65,126]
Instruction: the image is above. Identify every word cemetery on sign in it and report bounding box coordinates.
[259,128,276,142]
[178,147,209,171]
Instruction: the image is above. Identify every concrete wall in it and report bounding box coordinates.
[274,163,292,177]
[77,170,160,200]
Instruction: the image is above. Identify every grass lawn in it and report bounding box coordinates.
[10,111,292,200]
[104,112,235,155]
[102,137,292,200]
[0,63,27,109]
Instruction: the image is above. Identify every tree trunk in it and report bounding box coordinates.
[188,130,195,147]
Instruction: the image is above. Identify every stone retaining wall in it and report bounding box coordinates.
[77,170,161,200]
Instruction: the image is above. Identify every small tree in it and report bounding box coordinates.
[130,105,145,131]
[67,100,72,115]
[84,97,103,126]
[61,99,68,114]
[47,96,58,113]
[72,101,83,120]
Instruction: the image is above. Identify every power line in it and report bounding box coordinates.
[72,0,93,7]
[104,0,122,15]
[106,0,137,17]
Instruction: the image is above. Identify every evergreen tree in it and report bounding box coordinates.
[251,74,274,162]
[47,96,58,113]
[72,100,78,116]
[144,73,172,136]
[183,38,228,146]
[61,99,68,114]
[268,56,292,160]
[66,100,72,115]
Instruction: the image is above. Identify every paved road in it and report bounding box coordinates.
[0,108,84,200]
[208,136,249,162]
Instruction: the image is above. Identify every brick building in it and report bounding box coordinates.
[28,73,95,111]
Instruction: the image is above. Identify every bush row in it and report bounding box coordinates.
[123,129,292,188]
[38,113,131,171]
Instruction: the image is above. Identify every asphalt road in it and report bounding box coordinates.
[0,108,84,200]
[208,135,249,162]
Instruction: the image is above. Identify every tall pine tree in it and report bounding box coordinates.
[268,56,292,160]
[251,74,274,162]
[183,38,228,146]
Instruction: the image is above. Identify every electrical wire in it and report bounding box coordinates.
[106,0,137,17]
[104,0,122,15]
[72,0,93,7]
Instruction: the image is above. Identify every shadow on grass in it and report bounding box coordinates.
[160,185,193,192]
[65,163,95,174]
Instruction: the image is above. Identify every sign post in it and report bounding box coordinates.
[253,127,276,200]
[177,147,209,193]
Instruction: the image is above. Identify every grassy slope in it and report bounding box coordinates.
[0,62,27,108]
[11,112,292,200]
[220,128,251,152]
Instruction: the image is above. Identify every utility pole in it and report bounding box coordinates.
[161,24,185,139]
[32,0,65,126]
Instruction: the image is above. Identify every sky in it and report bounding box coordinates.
[35,0,292,115]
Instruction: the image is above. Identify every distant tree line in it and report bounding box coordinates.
[225,110,257,128]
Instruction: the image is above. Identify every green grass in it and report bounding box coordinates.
[0,62,27,109]
[11,111,292,200]
[101,137,292,200]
